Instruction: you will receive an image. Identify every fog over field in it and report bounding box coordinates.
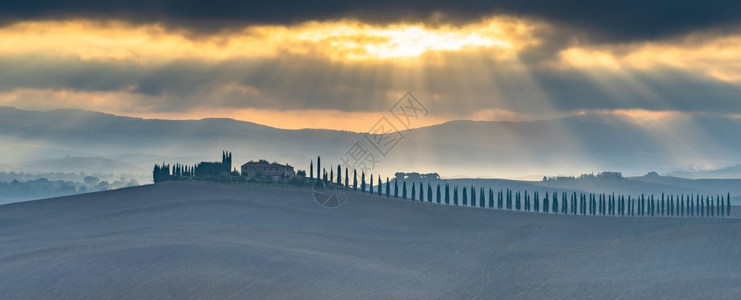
[1,182,739,298]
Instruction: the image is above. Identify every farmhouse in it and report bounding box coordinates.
[241,160,296,180]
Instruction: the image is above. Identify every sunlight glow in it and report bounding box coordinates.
[0,17,539,64]
[558,33,741,82]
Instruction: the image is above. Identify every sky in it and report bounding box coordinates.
[1,1,740,132]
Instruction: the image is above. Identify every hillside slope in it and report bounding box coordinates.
[1,182,739,298]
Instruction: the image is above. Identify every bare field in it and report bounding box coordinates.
[1,181,739,299]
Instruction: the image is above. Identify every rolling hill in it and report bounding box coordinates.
[1,181,739,298]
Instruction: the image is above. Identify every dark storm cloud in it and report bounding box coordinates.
[1,1,740,41]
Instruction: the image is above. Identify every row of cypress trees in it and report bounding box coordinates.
[312,156,733,217]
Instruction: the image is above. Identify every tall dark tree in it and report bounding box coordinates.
[310,160,313,179]
[345,167,349,187]
[436,184,441,204]
[402,181,408,199]
[728,192,732,217]
[420,183,424,202]
[552,192,559,214]
[480,188,485,208]
[411,182,416,200]
[543,192,549,213]
[515,191,521,211]
[471,186,476,207]
[378,175,382,196]
[361,171,366,192]
[317,156,321,181]
[369,174,374,194]
[534,191,541,212]
[353,169,358,190]
[462,187,467,206]
[322,168,327,182]
[394,180,399,198]
[337,165,342,185]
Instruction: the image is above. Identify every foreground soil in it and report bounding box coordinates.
[1,181,739,299]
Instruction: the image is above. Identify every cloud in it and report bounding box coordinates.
[1,16,741,128]
[1,1,739,42]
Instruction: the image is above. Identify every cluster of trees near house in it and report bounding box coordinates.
[311,156,732,218]
[153,151,307,185]
[153,151,237,183]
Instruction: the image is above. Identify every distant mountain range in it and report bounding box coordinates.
[2,106,741,180]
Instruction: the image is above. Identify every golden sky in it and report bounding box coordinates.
[0,15,740,131]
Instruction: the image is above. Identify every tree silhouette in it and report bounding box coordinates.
[330,168,333,184]
[534,191,540,212]
[369,174,374,194]
[360,171,366,192]
[552,192,559,214]
[394,180,399,198]
[437,184,441,204]
[462,187,467,206]
[317,156,321,181]
[378,175,382,196]
[345,167,349,188]
[402,181,408,199]
[310,160,313,179]
[543,192,549,213]
[353,169,358,190]
[336,165,341,185]
[411,181,416,200]
[727,192,732,217]
[420,183,424,202]
[480,188,485,208]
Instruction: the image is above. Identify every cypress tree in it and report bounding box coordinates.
[345,168,349,188]
[378,176,382,196]
[437,184,441,204]
[534,191,541,212]
[462,187,467,206]
[336,165,341,185]
[489,188,494,209]
[360,171,365,192]
[394,181,399,198]
[562,193,569,215]
[480,188,485,208]
[471,186,477,207]
[727,192,731,217]
[330,168,333,184]
[402,181,408,199]
[553,192,558,214]
[323,169,327,182]
[515,192,521,211]
[417,182,423,201]
[411,181,416,200]
[353,170,358,190]
[444,184,449,204]
[715,195,721,216]
[498,190,503,209]
[369,175,374,194]
[317,156,321,181]
[543,192,549,213]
